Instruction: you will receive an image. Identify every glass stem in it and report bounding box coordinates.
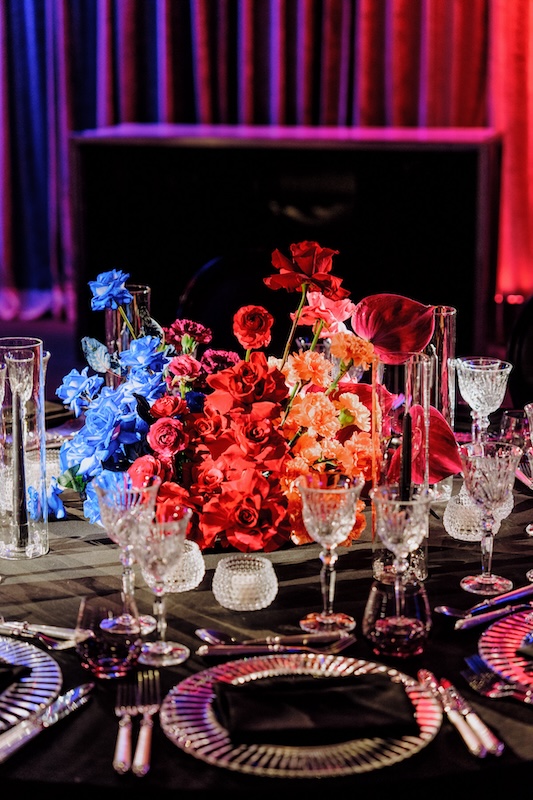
[153,590,167,641]
[394,563,404,618]
[120,546,136,607]
[472,411,489,443]
[319,546,338,617]
[480,516,494,578]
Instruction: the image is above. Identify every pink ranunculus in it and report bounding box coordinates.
[147,416,189,458]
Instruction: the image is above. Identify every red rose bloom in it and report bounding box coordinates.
[147,417,189,458]
[156,480,193,522]
[128,454,169,486]
[150,395,187,419]
[264,240,349,300]
[233,305,274,350]
[206,351,288,413]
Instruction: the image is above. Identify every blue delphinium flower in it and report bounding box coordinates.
[88,269,133,311]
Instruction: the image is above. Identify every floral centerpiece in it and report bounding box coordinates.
[54,241,461,552]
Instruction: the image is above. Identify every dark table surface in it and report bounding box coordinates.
[1,476,533,796]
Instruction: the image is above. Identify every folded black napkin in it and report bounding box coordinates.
[0,662,31,694]
[213,673,419,745]
[516,642,533,660]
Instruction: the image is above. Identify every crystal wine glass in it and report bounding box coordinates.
[93,470,161,634]
[133,509,193,667]
[368,484,434,655]
[297,472,364,633]
[454,357,512,443]
[458,440,522,595]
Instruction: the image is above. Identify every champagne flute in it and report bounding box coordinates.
[297,472,364,633]
[454,357,512,443]
[133,508,193,667]
[458,440,522,595]
[93,470,161,634]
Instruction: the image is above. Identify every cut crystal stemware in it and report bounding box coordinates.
[455,357,512,443]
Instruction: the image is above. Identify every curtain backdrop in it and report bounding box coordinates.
[0,0,531,323]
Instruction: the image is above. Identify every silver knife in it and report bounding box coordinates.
[196,643,333,656]
[455,602,533,630]
[417,669,486,758]
[439,678,505,755]
[0,683,94,764]
[461,583,533,616]
[242,631,348,646]
[0,620,77,640]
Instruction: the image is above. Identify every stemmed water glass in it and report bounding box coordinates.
[297,472,364,633]
[368,484,434,655]
[454,357,512,443]
[458,440,522,595]
[93,471,161,634]
[133,508,193,666]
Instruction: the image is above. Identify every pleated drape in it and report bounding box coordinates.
[0,0,531,323]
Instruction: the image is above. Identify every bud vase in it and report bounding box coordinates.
[105,284,151,388]
[0,337,48,559]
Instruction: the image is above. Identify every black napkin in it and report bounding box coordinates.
[516,642,533,660]
[213,672,419,745]
[0,662,31,694]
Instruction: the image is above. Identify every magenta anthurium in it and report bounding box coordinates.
[351,294,435,365]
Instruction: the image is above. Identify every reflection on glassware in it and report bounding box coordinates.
[458,440,522,595]
[499,408,530,448]
[75,592,143,679]
[133,511,192,667]
[0,337,48,560]
[368,484,434,657]
[454,357,512,443]
[105,283,152,388]
[93,471,161,634]
[362,577,432,658]
[212,553,278,611]
[297,472,364,633]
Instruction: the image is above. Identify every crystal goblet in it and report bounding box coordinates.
[454,357,512,443]
[93,471,161,634]
[368,484,434,656]
[458,440,522,595]
[133,509,193,667]
[297,472,364,633]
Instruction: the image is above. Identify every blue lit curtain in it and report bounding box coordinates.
[0,0,531,321]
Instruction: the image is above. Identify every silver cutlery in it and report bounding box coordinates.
[132,669,161,777]
[461,654,533,704]
[0,683,94,764]
[196,633,357,657]
[0,623,76,651]
[418,669,486,757]
[0,618,77,639]
[113,679,139,774]
[434,583,533,618]
[195,627,349,647]
[439,677,504,755]
[454,602,533,630]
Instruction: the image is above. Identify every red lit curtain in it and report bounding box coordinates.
[0,0,531,319]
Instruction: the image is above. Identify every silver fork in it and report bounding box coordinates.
[461,654,533,704]
[113,679,139,773]
[132,669,161,777]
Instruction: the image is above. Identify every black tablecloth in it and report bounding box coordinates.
[1,478,533,795]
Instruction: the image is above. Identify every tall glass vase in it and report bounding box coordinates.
[426,305,457,502]
[105,284,151,388]
[371,352,431,581]
[0,337,48,559]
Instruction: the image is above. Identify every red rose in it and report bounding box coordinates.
[147,417,189,457]
[150,395,187,419]
[128,455,170,486]
[206,351,288,412]
[264,240,349,300]
[233,305,274,350]
[155,480,193,523]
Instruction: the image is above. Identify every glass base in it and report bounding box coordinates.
[99,612,156,636]
[460,573,513,596]
[367,615,427,658]
[299,611,356,634]
[138,639,190,667]
[527,569,533,582]
[527,523,533,536]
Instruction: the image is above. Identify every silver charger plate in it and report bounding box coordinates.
[0,636,62,732]
[478,608,533,689]
[159,653,442,778]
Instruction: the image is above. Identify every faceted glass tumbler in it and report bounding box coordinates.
[212,553,278,611]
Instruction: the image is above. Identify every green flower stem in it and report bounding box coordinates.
[118,305,136,339]
[325,358,353,396]
[280,284,308,369]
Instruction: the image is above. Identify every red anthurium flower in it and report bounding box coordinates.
[388,404,462,484]
[351,294,435,364]
[264,240,350,300]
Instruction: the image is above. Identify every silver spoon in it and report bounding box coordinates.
[435,583,533,618]
[195,628,236,645]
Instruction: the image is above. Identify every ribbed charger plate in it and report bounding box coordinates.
[160,653,442,778]
[478,609,533,689]
[0,636,62,731]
